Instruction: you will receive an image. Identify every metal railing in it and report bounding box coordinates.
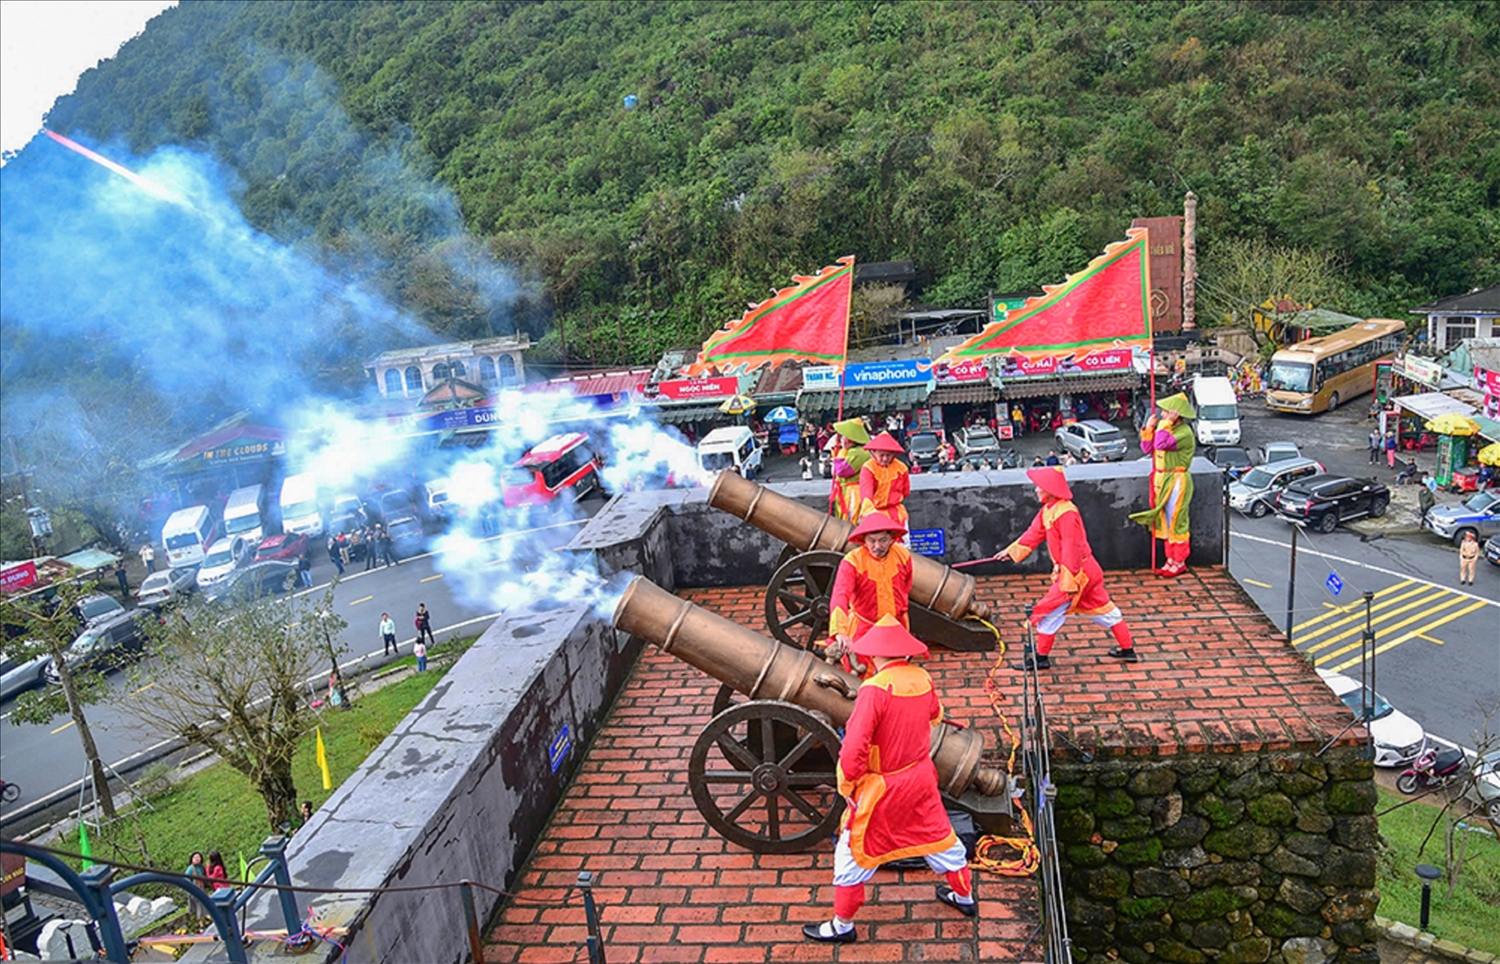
[1018,629,1071,964]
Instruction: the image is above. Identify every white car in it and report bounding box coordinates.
[1465,748,1500,824]
[136,565,198,611]
[196,535,251,589]
[1316,668,1426,767]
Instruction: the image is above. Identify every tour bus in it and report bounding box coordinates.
[1265,318,1406,415]
[162,505,220,569]
[502,433,602,508]
[222,484,270,545]
[279,472,324,537]
[1190,375,1241,445]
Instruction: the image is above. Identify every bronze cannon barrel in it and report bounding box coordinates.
[708,471,991,622]
[614,575,1004,799]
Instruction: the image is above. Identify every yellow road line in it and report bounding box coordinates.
[132,682,156,695]
[51,720,76,734]
[349,595,373,605]
[1297,586,1440,652]
[1313,597,1474,665]
[1244,579,1272,589]
[1293,580,1415,633]
[420,574,443,583]
[1329,601,1490,672]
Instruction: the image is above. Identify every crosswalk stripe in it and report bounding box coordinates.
[1328,601,1491,673]
[1293,580,1415,633]
[1312,595,1475,666]
[1297,586,1450,654]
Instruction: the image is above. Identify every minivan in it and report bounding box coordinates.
[162,505,220,569]
[696,426,763,480]
[223,484,270,545]
[1228,457,1325,518]
[503,433,603,507]
[280,473,324,537]
[1191,375,1241,445]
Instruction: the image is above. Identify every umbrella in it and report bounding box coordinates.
[764,406,798,424]
[1424,413,1481,436]
[718,394,757,415]
[1479,442,1500,466]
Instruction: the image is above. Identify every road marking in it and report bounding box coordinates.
[1234,533,1500,608]
[1410,631,1445,646]
[1328,601,1490,672]
[349,595,373,605]
[1297,586,1443,652]
[51,720,75,735]
[1293,581,1416,634]
[1312,595,1476,665]
[420,574,443,583]
[132,682,156,695]
[1244,578,1272,589]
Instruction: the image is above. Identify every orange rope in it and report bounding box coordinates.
[966,617,1041,877]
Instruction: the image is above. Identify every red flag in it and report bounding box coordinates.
[683,257,853,376]
[938,229,1153,364]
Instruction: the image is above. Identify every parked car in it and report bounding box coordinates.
[1208,446,1253,479]
[1316,669,1426,768]
[1,647,52,702]
[906,432,942,471]
[201,559,300,605]
[73,593,125,630]
[135,565,198,612]
[1228,458,1326,518]
[254,532,309,563]
[953,426,1001,458]
[1274,476,1390,533]
[1423,490,1500,547]
[379,490,417,525]
[1466,747,1500,823]
[386,516,426,560]
[1485,534,1500,567]
[196,535,252,590]
[44,611,151,684]
[1055,420,1129,462]
[329,493,366,535]
[1258,441,1301,465]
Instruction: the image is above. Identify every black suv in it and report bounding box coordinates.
[44,610,151,683]
[1274,476,1390,533]
[906,432,941,471]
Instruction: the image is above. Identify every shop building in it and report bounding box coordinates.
[365,335,531,399]
[1412,285,1499,353]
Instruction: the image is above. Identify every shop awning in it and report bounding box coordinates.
[1392,390,1500,442]
[929,384,999,405]
[997,372,1139,400]
[797,384,931,415]
[647,404,731,426]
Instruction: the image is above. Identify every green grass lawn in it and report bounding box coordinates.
[1375,788,1500,955]
[73,650,460,881]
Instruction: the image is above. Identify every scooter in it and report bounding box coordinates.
[1396,746,1466,795]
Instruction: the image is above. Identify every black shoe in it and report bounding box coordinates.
[1012,653,1050,671]
[802,922,857,943]
[1106,646,1139,662]
[937,886,977,917]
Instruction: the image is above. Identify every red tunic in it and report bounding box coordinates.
[1005,499,1115,619]
[857,459,910,526]
[837,661,957,868]
[828,544,913,641]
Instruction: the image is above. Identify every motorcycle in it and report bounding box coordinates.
[1396,746,1466,795]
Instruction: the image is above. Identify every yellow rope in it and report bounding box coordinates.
[965,616,1041,877]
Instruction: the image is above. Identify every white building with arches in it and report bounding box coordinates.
[365,335,531,399]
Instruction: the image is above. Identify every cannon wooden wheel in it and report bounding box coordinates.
[688,699,844,853]
[764,550,844,650]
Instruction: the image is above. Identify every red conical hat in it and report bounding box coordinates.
[1026,466,1072,501]
[864,432,905,454]
[851,614,930,659]
[848,511,907,542]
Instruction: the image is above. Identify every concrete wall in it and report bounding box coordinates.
[242,602,641,963]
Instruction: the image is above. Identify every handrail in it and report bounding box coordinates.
[1018,627,1071,964]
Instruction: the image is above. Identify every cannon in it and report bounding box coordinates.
[614,576,1014,854]
[707,471,998,653]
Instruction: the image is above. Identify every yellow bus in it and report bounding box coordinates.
[1265,318,1406,414]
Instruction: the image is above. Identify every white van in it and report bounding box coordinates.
[696,426,763,480]
[1191,375,1242,445]
[223,484,269,545]
[162,505,219,569]
[279,473,324,537]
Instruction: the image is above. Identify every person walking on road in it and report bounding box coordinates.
[1385,431,1398,468]
[327,536,345,576]
[297,552,313,589]
[363,525,378,571]
[415,603,436,648]
[1418,477,1436,526]
[380,526,398,566]
[139,543,156,573]
[1367,429,1381,464]
[1459,531,1480,586]
[380,612,398,657]
[114,561,130,600]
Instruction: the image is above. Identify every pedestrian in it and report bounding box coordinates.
[184,851,208,918]
[327,536,345,576]
[1045,449,1060,467]
[415,603,436,647]
[1385,431,1398,468]
[381,526,398,566]
[380,612,398,657]
[800,456,813,481]
[1061,451,1077,467]
[139,543,157,573]
[1011,404,1025,437]
[801,615,975,944]
[297,552,312,589]
[1367,429,1381,465]
[413,639,428,673]
[1002,467,1138,669]
[363,525,377,571]
[206,851,228,884]
[114,561,130,600]
[1459,531,1480,585]
[299,800,315,829]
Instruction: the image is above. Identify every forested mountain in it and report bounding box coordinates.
[21,1,1500,365]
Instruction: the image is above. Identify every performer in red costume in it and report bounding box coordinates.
[999,467,1137,670]
[803,615,976,943]
[820,512,913,678]
[856,432,911,527]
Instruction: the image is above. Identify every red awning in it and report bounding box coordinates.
[541,369,652,398]
[172,423,286,462]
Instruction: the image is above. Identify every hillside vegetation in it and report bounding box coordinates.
[30,0,1500,364]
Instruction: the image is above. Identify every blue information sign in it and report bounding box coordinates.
[549,724,572,773]
[1325,572,1343,596]
[908,529,947,557]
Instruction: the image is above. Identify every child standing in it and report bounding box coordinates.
[414,639,428,673]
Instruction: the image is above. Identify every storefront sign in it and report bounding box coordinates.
[1398,355,1444,388]
[0,561,38,593]
[803,366,841,390]
[202,439,287,464]
[1074,348,1133,373]
[992,354,1057,378]
[843,359,932,387]
[419,405,505,433]
[1473,366,1500,396]
[908,528,947,557]
[936,358,988,383]
[656,377,738,400]
[992,296,1030,322]
[915,408,933,431]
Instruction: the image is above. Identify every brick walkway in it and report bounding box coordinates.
[485,566,1357,962]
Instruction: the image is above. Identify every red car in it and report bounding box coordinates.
[254,532,308,562]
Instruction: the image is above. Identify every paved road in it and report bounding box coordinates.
[0,513,593,822]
